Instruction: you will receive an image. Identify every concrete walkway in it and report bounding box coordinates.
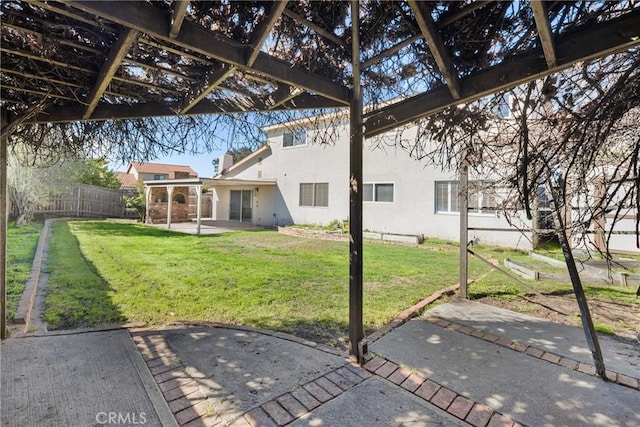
[1,329,176,427]
[370,300,640,427]
[426,298,640,378]
[3,301,638,426]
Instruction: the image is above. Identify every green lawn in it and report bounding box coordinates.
[6,221,43,321]
[468,245,639,306]
[43,220,491,346]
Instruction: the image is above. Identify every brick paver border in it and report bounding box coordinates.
[362,355,524,427]
[133,324,526,427]
[131,311,638,427]
[422,316,640,391]
[132,330,223,426]
[131,326,367,427]
[365,283,461,345]
[228,363,370,427]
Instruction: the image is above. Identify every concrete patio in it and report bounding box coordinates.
[2,300,638,427]
[149,220,266,235]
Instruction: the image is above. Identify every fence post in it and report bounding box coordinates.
[76,185,81,217]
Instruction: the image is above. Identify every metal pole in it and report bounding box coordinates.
[349,0,364,362]
[459,157,469,298]
[0,116,8,339]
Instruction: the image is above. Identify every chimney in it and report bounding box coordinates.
[218,153,233,175]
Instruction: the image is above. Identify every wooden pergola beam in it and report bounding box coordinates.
[531,0,557,68]
[1,68,84,90]
[408,0,461,99]
[24,0,109,28]
[282,8,347,48]
[24,94,343,124]
[436,1,492,28]
[1,85,78,102]
[83,28,138,119]
[0,47,91,73]
[66,1,350,105]
[247,1,288,67]
[365,8,640,137]
[361,35,421,69]
[265,85,303,110]
[170,0,189,39]
[180,64,236,114]
[2,22,103,55]
[139,37,211,66]
[179,1,288,115]
[360,1,492,70]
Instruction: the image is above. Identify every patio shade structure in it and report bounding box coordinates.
[1,2,640,367]
[143,178,203,234]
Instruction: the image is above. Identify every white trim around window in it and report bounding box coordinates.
[299,182,329,207]
[364,182,394,203]
[282,129,307,148]
[436,180,499,214]
[435,181,459,213]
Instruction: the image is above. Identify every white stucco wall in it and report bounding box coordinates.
[221,119,534,249]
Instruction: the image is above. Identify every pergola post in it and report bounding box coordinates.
[196,184,202,235]
[459,156,469,298]
[1,111,8,339]
[349,0,364,362]
[166,185,174,229]
[144,185,151,224]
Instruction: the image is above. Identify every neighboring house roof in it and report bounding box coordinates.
[115,172,139,189]
[126,162,197,177]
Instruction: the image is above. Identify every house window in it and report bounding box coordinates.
[435,181,459,213]
[364,183,394,202]
[154,174,168,180]
[437,181,499,213]
[283,129,307,147]
[299,183,328,207]
[467,181,498,213]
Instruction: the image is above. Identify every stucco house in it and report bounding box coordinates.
[208,115,638,254]
[209,118,536,250]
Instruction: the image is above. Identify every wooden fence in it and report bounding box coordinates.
[35,184,129,218]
